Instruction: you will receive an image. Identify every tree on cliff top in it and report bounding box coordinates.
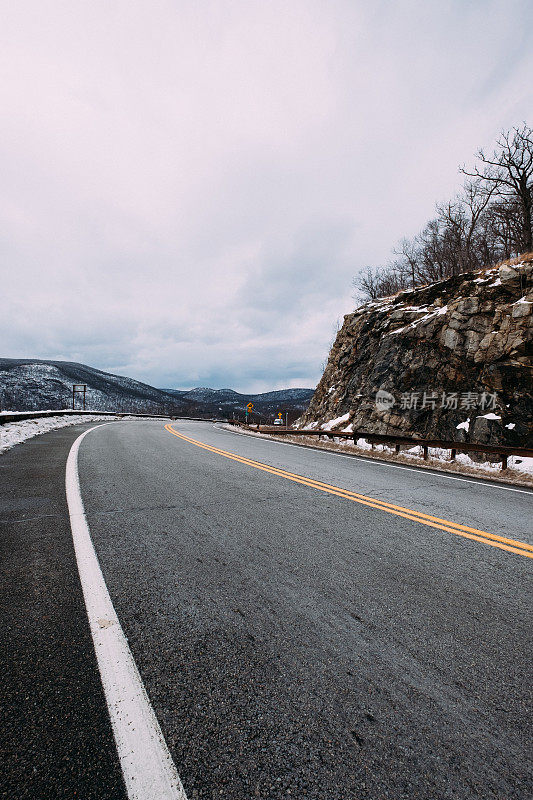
[461,123,533,253]
[356,124,533,300]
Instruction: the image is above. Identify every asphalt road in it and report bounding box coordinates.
[2,419,532,799]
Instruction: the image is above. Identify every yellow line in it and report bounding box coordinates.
[168,427,532,549]
[164,424,533,560]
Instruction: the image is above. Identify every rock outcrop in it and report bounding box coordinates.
[299,257,533,446]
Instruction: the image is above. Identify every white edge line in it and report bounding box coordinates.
[65,422,187,800]
[215,424,532,496]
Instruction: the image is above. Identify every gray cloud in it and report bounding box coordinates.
[1,0,532,392]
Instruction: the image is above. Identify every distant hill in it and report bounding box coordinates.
[0,358,313,421]
[0,358,188,415]
[165,386,314,421]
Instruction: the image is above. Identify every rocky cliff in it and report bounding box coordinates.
[299,256,533,447]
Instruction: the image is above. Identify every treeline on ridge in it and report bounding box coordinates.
[356,123,532,300]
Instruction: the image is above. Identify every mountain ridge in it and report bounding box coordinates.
[0,358,313,420]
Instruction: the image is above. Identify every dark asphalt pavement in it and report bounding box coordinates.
[0,423,127,800]
[2,419,532,799]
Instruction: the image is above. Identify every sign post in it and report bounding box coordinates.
[246,402,254,425]
[72,384,87,410]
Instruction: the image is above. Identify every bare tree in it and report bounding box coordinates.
[483,197,524,260]
[355,264,408,301]
[461,124,533,253]
[436,179,497,273]
[353,124,532,301]
[416,219,452,282]
[462,178,499,266]
[355,267,381,300]
[434,202,466,274]
[394,238,419,288]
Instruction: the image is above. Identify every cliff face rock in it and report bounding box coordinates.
[299,257,533,446]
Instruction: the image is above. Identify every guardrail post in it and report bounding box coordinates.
[501,454,508,470]
[423,445,429,460]
[450,448,456,461]
[395,444,400,454]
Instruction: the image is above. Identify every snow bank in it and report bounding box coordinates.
[0,408,74,416]
[290,433,533,481]
[508,456,533,477]
[0,414,120,455]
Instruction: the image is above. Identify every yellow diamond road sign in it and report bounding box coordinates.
[247,403,254,411]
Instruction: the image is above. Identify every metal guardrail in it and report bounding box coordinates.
[233,422,533,470]
[0,410,216,425]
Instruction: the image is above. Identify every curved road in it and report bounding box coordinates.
[1,419,532,799]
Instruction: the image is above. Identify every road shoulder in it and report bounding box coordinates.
[0,424,127,800]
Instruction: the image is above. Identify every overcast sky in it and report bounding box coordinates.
[1,1,532,391]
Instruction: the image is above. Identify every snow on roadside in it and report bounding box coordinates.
[336,438,533,481]
[0,415,122,455]
[306,431,533,478]
[500,455,533,477]
[400,442,531,478]
[0,408,75,416]
[231,425,533,486]
[403,445,533,478]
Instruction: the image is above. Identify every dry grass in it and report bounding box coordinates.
[497,251,533,267]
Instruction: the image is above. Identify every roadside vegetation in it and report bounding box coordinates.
[356,124,533,299]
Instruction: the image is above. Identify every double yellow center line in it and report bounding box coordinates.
[165,424,532,560]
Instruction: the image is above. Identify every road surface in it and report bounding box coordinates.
[1,419,531,799]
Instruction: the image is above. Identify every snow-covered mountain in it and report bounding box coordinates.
[0,358,313,420]
[0,359,187,414]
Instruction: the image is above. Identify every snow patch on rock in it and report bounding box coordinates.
[321,413,350,431]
